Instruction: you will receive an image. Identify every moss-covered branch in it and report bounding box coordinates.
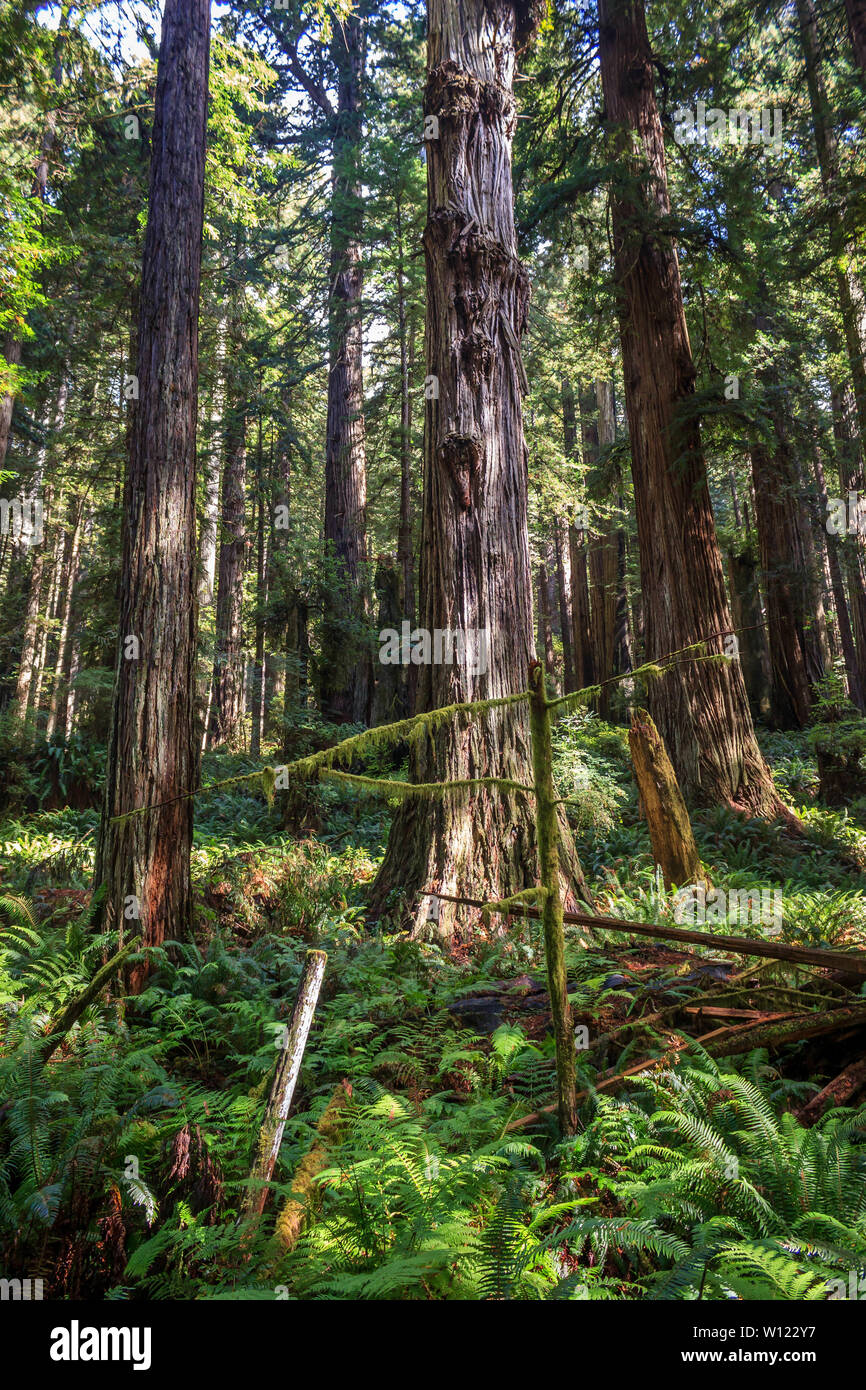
[321,768,535,799]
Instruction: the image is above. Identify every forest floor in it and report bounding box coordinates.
[1,715,865,1300]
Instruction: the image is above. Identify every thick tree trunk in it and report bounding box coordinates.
[845,0,866,74]
[0,14,67,472]
[554,516,574,692]
[208,354,247,750]
[31,522,64,726]
[318,13,372,726]
[198,314,227,613]
[830,379,866,696]
[250,414,267,758]
[629,709,703,890]
[13,543,46,727]
[798,0,866,457]
[371,554,404,726]
[597,0,781,814]
[588,378,618,719]
[726,549,772,720]
[812,443,863,708]
[15,377,67,726]
[45,505,82,742]
[369,0,589,934]
[570,520,593,691]
[564,380,593,689]
[266,392,292,733]
[537,559,557,687]
[397,202,419,717]
[614,504,633,679]
[396,199,418,718]
[749,420,817,728]
[64,624,82,740]
[94,0,210,991]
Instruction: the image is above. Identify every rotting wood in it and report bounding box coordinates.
[40,939,138,1064]
[794,1056,866,1124]
[506,1001,866,1130]
[427,891,866,977]
[240,949,327,1227]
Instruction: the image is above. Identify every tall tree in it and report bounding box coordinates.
[371,0,589,933]
[207,280,248,750]
[597,0,783,814]
[317,12,372,724]
[94,0,211,989]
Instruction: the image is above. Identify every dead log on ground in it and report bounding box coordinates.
[240,948,327,1228]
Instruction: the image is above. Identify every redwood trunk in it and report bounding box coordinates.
[208,363,247,749]
[538,559,557,687]
[563,379,592,688]
[370,0,589,933]
[597,0,780,814]
[749,409,818,728]
[94,0,210,990]
[554,517,574,692]
[798,0,866,460]
[845,0,866,74]
[588,378,618,719]
[319,14,372,725]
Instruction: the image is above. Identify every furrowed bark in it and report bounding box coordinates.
[629,708,703,889]
[94,0,211,992]
[597,0,782,815]
[369,0,590,934]
[319,13,372,726]
[554,517,575,692]
[208,280,248,750]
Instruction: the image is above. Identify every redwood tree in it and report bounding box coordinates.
[317,12,372,724]
[370,0,588,934]
[597,0,782,814]
[207,292,248,750]
[94,0,211,988]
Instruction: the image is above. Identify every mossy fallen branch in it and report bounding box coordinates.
[320,768,535,799]
[40,937,139,1064]
[480,886,548,924]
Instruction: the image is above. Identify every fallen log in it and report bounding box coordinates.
[682,1005,794,1021]
[40,938,138,1064]
[506,1001,866,1131]
[794,1057,866,1125]
[240,949,327,1228]
[427,892,866,978]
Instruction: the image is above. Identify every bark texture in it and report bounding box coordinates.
[370,0,588,934]
[629,708,703,889]
[597,0,780,814]
[845,0,866,74]
[94,0,211,991]
[318,13,372,725]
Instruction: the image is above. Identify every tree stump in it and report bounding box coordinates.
[628,708,703,889]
